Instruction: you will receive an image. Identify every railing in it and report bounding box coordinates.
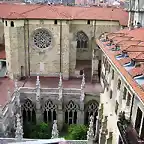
[117,121,144,144]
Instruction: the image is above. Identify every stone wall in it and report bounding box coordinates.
[3,19,120,80]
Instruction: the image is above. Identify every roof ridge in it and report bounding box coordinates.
[20,5,46,15]
[49,6,71,19]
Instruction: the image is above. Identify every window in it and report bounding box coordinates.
[117,79,121,90]
[110,90,113,99]
[5,21,7,26]
[54,20,57,24]
[123,87,127,100]
[135,107,142,134]
[65,101,78,125]
[84,101,98,125]
[112,69,114,79]
[43,100,57,123]
[76,31,88,48]
[108,63,111,73]
[87,20,90,24]
[126,92,131,106]
[115,101,119,114]
[22,99,36,123]
[10,21,14,27]
[2,19,4,23]
[33,28,52,49]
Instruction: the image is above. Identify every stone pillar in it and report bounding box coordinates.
[91,48,100,83]
[57,103,63,130]
[78,102,84,124]
[35,75,42,123]
[0,106,6,135]
[61,24,70,80]
[99,116,108,144]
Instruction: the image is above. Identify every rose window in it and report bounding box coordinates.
[33,29,52,49]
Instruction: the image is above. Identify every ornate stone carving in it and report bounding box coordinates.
[80,72,85,101]
[87,115,94,140]
[33,29,52,49]
[51,120,59,139]
[7,89,13,117]
[15,114,23,141]
[36,75,40,102]
[58,73,63,100]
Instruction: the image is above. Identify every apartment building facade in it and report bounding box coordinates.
[96,29,144,144]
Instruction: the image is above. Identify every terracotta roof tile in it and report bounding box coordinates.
[112,36,132,44]
[126,45,144,52]
[129,64,144,77]
[135,53,144,60]
[128,52,142,59]
[0,3,128,25]
[111,51,122,56]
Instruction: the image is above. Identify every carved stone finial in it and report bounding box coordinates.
[14,79,18,91]
[36,74,40,101]
[51,120,59,139]
[80,84,85,102]
[15,113,23,141]
[87,115,94,140]
[58,73,62,88]
[81,71,85,87]
[58,73,63,100]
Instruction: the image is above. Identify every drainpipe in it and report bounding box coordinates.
[60,20,62,73]
[129,94,135,121]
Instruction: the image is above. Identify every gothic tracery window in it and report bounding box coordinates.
[85,101,98,125]
[65,101,78,125]
[33,29,52,49]
[76,31,88,48]
[43,100,57,123]
[22,99,36,123]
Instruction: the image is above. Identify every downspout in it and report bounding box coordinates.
[129,94,135,121]
[27,19,30,77]
[60,20,62,73]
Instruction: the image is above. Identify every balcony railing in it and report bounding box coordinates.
[117,112,144,144]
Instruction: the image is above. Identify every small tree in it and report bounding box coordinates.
[66,124,88,140]
[23,122,51,139]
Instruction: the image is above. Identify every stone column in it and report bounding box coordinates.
[0,106,6,136]
[99,116,108,144]
[57,103,63,130]
[77,102,84,124]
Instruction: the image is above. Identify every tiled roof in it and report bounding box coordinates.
[0,50,6,59]
[0,3,128,25]
[97,27,144,103]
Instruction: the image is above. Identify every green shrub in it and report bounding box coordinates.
[66,124,88,140]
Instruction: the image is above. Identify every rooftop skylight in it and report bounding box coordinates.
[123,60,135,71]
[116,53,128,60]
[134,75,144,85]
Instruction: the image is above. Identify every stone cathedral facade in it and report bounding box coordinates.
[0,3,128,138]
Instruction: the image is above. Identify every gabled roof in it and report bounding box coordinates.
[97,28,144,103]
[0,3,128,25]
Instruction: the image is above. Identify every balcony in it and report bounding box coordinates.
[117,112,144,144]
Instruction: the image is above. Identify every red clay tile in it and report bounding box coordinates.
[0,3,128,25]
[119,57,131,65]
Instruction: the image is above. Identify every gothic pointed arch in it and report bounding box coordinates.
[84,100,98,125]
[65,100,79,125]
[76,31,88,48]
[43,100,57,123]
[22,99,36,123]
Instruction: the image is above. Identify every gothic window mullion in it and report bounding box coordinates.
[51,110,53,121]
[47,110,48,123]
